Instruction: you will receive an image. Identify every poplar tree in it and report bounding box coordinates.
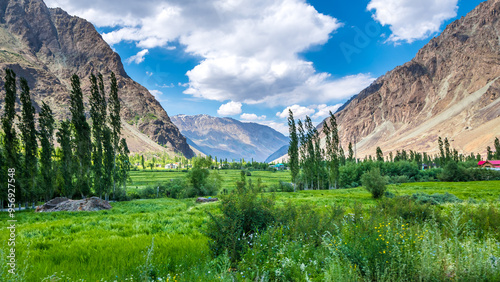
[304,117,315,189]
[108,72,121,199]
[348,142,354,162]
[19,78,38,207]
[438,137,445,165]
[324,112,339,189]
[1,69,19,208]
[90,74,105,198]
[444,138,451,162]
[70,74,92,198]
[287,109,299,187]
[102,126,113,199]
[487,146,494,160]
[117,138,130,191]
[297,119,308,189]
[56,120,74,198]
[494,137,500,159]
[39,102,55,200]
[376,147,384,162]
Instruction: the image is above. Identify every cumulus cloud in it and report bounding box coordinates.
[312,104,342,119]
[148,89,163,98]
[276,105,315,120]
[127,49,149,64]
[258,121,290,136]
[44,0,373,106]
[217,101,242,116]
[240,113,266,121]
[367,0,458,43]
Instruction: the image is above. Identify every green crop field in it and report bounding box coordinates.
[1,175,500,281]
[128,169,291,191]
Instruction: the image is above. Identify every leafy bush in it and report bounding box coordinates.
[164,179,188,199]
[361,167,387,199]
[206,188,275,264]
[411,192,463,205]
[279,181,294,192]
[438,161,470,182]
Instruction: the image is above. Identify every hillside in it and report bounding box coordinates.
[330,0,500,158]
[272,0,500,163]
[171,114,289,162]
[0,0,194,157]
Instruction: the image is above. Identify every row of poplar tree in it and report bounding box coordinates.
[286,109,500,190]
[1,69,130,209]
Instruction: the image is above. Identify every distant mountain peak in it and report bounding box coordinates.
[171,114,289,162]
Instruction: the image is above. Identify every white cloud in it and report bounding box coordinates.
[258,121,289,136]
[43,0,372,107]
[312,104,342,120]
[276,105,315,120]
[217,101,242,116]
[240,113,266,121]
[126,49,149,64]
[148,89,163,98]
[367,0,458,43]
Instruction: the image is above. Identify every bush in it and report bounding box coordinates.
[206,188,275,264]
[411,192,463,205]
[279,181,294,192]
[361,167,387,199]
[164,179,188,199]
[438,161,470,182]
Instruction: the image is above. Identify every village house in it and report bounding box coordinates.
[478,160,500,169]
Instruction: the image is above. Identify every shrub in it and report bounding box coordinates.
[206,188,275,264]
[279,181,294,192]
[164,179,188,199]
[411,192,463,205]
[361,167,387,199]
[438,161,470,182]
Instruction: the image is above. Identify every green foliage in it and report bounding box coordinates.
[287,109,299,184]
[438,161,469,182]
[38,102,55,200]
[2,69,19,202]
[19,77,38,203]
[70,74,92,197]
[361,167,387,199]
[55,120,74,198]
[411,192,463,205]
[206,188,275,264]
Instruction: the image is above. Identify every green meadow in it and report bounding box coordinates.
[1,170,500,281]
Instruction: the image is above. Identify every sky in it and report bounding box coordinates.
[45,0,485,135]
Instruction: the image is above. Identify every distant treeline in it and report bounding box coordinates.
[286,109,500,190]
[0,69,131,209]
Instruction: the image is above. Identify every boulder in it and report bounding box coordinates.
[35,197,112,212]
[196,197,219,203]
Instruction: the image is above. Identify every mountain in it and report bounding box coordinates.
[171,114,289,162]
[0,0,194,158]
[265,145,289,163]
[272,0,500,163]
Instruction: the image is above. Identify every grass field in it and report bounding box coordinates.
[127,169,291,191]
[1,171,500,281]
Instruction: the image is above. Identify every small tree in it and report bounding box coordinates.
[361,167,386,199]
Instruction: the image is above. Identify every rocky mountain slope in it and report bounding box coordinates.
[321,0,500,161]
[171,114,289,162]
[0,0,194,157]
[272,0,500,163]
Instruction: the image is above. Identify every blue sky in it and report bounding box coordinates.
[45,0,485,135]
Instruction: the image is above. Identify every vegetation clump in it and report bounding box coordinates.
[361,167,387,199]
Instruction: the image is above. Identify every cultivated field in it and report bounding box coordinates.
[1,171,499,281]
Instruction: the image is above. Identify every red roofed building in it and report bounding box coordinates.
[478,160,500,168]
